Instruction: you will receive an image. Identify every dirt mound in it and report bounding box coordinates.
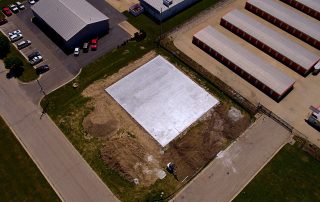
[101,130,164,186]
[83,101,119,138]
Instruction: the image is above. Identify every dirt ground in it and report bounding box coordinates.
[82,51,251,186]
[170,0,320,147]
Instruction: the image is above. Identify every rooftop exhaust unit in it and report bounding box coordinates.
[163,0,173,7]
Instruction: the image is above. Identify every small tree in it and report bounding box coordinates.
[0,35,10,59]
[4,56,23,69]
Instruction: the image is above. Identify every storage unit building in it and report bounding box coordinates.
[280,0,320,21]
[221,9,320,76]
[140,0,199,21]
[245,0,320,49]
[193,26,295,101]
[32,0,109,49]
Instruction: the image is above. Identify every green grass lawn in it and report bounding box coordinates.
[0,116,60,202]
[234,143,320,202]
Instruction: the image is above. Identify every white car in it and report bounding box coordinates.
[30,55,43,65]
[74,47,80,56]
[10,33,23,42]
[17,40,31,50]
[28,0,36,5]
[9,4,19,13]
[9,29,21,36]
[16,2,25,10]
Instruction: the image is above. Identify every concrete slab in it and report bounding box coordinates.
[106,55,219,147]
[119,21,139,37]
[105,0,139,12]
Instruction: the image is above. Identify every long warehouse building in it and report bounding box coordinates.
[280,0,320,21]
[220,9,320,76]
[32,0,109,49]
[245,0,320,49]
[193,26,295,101]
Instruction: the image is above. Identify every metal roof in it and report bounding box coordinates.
[194,26,295,95]
[141,0,188,13]
[247,0,320,42]
[296,0,320,12]
[32,0,109,41]
[222,9,320,71]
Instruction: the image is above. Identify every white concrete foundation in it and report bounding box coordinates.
[106,55,219,147]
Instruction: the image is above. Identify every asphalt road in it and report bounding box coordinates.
[0,62,118,202]
[172,115,291,202]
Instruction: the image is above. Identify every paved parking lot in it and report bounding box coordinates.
[1,1,130,103]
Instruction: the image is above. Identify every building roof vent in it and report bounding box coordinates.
[163,0,173,7]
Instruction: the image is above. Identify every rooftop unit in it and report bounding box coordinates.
[163,0,173,7]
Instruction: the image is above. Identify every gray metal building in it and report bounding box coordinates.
[140,0,199,21]
[32,0,109,49]
[221,9,320,76]
[193,26,295,101]
[280,0,320,21]
[245,0,320,49]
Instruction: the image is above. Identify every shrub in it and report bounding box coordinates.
[4,56,23,69]
[0,35,10,59]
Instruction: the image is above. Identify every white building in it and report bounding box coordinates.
[140,0,199,21]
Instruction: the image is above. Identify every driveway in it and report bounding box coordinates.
[172,115,292,202]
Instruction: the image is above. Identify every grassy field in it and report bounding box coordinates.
[234,143,320,202]
[0,116,60,202]
[0,32,38,82]
[40,1,234,201]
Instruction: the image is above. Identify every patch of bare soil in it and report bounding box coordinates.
[163,104,250,180]
[81,51,251,186]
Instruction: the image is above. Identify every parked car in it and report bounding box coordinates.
[36,64,49,74]
[8,29,21,36]
[28,0,36,5]
[2,7,12,16]
[74,47,80,56]
[83,42,89,53]
[10,33,23,42]
[90,38,97,50]
[30,55,43,65]
[28,51,40,60]
[15,2,25,10]
[16,40,31,50]
[0,19,8,26]
[9,4,19,13]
